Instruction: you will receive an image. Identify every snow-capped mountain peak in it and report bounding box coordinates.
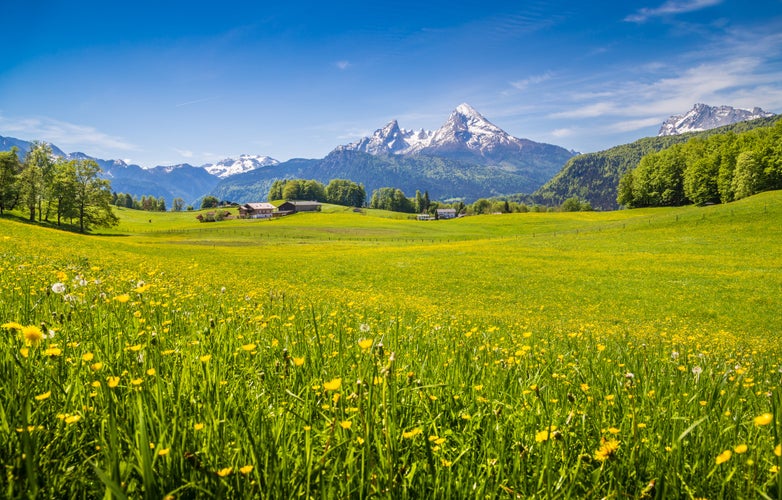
[658,103,775,136]
[203,154,280,178]
[338,103,528,157]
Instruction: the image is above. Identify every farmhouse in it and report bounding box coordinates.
[238,202,275,219]
[436,208,457,219]
[277,200,322,215]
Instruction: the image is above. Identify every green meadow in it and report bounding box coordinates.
[1,192,780,498]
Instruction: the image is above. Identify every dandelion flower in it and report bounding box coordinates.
[774,444,781,457]
[43,347,62,357]
[715,449,732,465]
[734,444,748,454]
[358,338,373,350]
[2,321,23,331]
[594,438,620,462]
[107,376,120,388]
[82,352,94,362]
[21,325,43,346]
[65,415,81,424]
[158,448,170,456]
[292,356,305,366]
[402,428,422,439]
[535,426,558,443]
[241,343,256,352]
[323,378,342,391]
[20,347,29,358]
[34,391,51,401]
[199,354,212,363]
[339,420,352,430]
[146,368,156,376]
[113,294,130,304]
[754,413,773,426]
[217,467,232,477]
[194,423,205,431]
[90,362,104,371]
[240,465,254,475]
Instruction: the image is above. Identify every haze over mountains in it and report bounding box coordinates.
[0,103,776,207]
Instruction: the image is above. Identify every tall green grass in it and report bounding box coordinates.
[0,192,780,498]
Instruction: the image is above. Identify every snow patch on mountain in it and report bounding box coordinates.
[203,155,280,178]
[658,104,775,136]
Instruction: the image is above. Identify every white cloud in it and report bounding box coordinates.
[625,0,723,23]
[173,148,194,158]
[510,72,554,91]
[335,60,351,70]
[0,115,136,153]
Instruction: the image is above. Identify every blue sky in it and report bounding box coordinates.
[1,0,781,167]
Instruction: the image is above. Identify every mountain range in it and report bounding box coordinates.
[211,103,577,203]
[0,103,776,208]
[658,103,774,136]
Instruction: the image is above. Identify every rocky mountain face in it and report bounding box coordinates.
[658,104,774,136]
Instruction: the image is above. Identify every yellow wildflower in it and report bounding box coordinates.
[754,413,773,426]
[158,448,170,456]
[734,444,748,454]
[43,347,62,357]
[34,391,51,401]
[323,378,342,391]
[358,338,373,350]
[22,325,43,346]
[82,352,94,362]
[535,426,558,443]
[292,356,305,366]
[339,420,352,430]
[199,354,212,363]
[774,444,781,457]
[194,423,205,431]
[217,467,232,477]
[402,428,422,439]
[240,465,254,475]
[715,450,732,465]
[594,438,620,462]
[107,376,120,388]
[113,294,130,303]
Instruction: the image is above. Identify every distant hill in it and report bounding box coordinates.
[533,115,780,210]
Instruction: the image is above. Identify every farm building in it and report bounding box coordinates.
[238,202,276,219]
[277,201,322,215]
[436,208,457,219]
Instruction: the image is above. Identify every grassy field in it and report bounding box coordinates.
[1,192,780,498]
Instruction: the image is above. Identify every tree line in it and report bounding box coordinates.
[0,143,117,232]
[618,118,782,207]
[268,179,366,207]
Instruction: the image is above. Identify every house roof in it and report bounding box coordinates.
[287,200,321,207]
[243,202,275,210]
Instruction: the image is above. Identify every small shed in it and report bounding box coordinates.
[239,202,275,219]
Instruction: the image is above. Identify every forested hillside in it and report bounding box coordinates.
[618,117,782,207]
[533,116,780,210]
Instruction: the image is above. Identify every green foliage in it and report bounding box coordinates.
[324,178,366,207]
[535,116,780,210]
[369,187,415,213]
[0,147,22,215]
[618,118,782,208]
[268,179,328,202]
[201,195,220,209]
